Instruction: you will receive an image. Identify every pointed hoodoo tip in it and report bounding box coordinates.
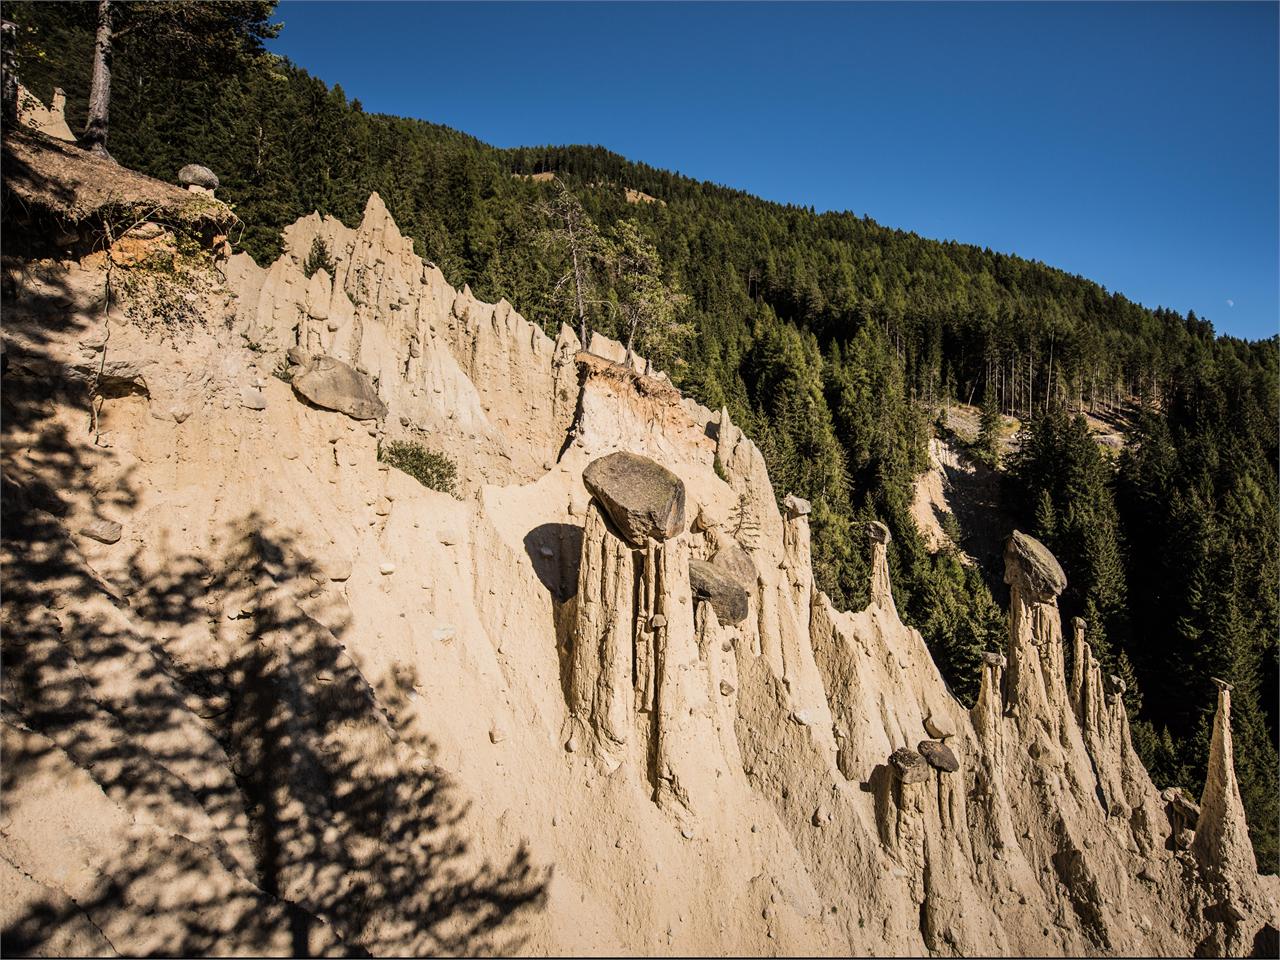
[554,323,582,351]
[1003,530,1066,602]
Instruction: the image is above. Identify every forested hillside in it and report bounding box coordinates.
[7,1,1276,869]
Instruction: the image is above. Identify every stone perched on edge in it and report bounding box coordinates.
[177,163,219,190]
[866,520,892,544]
[582,451,686,546]
[292,355,388,421]
[710,540,757,595]
[917,739,959,773]
[1004,530,1067,601]
[924,714,953,740]
[889,747,930,784]
[689,559,750,625]
[782,493,811,518]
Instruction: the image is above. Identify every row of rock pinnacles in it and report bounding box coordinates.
[568,450,963,804]
[572,451,1253,855]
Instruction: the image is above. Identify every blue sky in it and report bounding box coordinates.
[269,1,1278,340]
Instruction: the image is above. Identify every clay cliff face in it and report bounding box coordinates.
[2,191,1276,957]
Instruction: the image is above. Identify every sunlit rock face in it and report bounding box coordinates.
[1,186,1275,958]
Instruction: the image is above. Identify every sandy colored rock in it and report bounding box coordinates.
[923,714,953,740]
[79,518,122,544]
[1191,682,1258,877]
[1,182,1272,960]
[15,84,75,142]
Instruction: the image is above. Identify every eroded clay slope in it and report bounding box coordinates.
[2,193,1276,957]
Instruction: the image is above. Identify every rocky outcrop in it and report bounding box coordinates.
[688,558,749,625]
[292,355,388,421]
[867,520,895,613]
[227,194,580,492]
[1069,614,1165,853]
[567,501,638,769]
[15,84,75,141]
[178,163,220,193]
[1192,680,1258,878]
[582,451,687,546]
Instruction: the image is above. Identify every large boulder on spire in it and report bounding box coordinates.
[178,163,219,191]
[1003,530,1066,601]
[583,452,686,547]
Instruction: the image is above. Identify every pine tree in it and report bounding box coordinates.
[1034,489,1057,541]
[976,390,1000,465]
[535,177,609,346]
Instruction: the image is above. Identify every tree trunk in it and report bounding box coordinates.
[1,20,18,124]
[1045,335,1054,414]
[1027,350,1033,419]
[571,240,587,347]
[82,0,114,159]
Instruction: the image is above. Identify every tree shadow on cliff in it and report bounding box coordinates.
[3,514,550,956]
[2,264,549,955]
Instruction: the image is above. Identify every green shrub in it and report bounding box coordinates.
[379,440,458,496]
